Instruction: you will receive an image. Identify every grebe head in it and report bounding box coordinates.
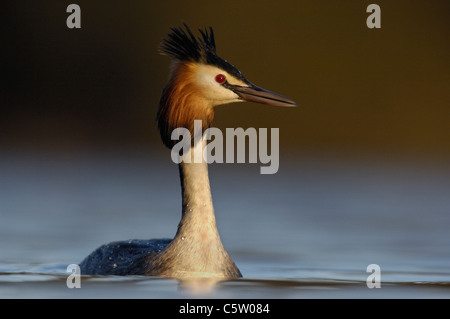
[156,24,297,148]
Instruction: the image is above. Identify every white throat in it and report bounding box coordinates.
[148,134,241,279]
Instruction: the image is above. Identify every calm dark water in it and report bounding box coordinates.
[0,150,449,298]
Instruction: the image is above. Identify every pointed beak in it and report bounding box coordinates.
[228,83,297,107]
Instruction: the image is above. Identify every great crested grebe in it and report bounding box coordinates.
[79,24,297,279]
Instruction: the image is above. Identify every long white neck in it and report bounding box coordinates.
[148,137,241,279]
[178,138,215,229]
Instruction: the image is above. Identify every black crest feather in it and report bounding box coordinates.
[159,24,250,84]
[159,23,216,63]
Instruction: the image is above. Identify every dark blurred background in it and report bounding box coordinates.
[2,0,449,160]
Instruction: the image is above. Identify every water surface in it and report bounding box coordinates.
[1,151,449,298]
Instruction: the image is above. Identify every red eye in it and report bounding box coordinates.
[215,74,226,84]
